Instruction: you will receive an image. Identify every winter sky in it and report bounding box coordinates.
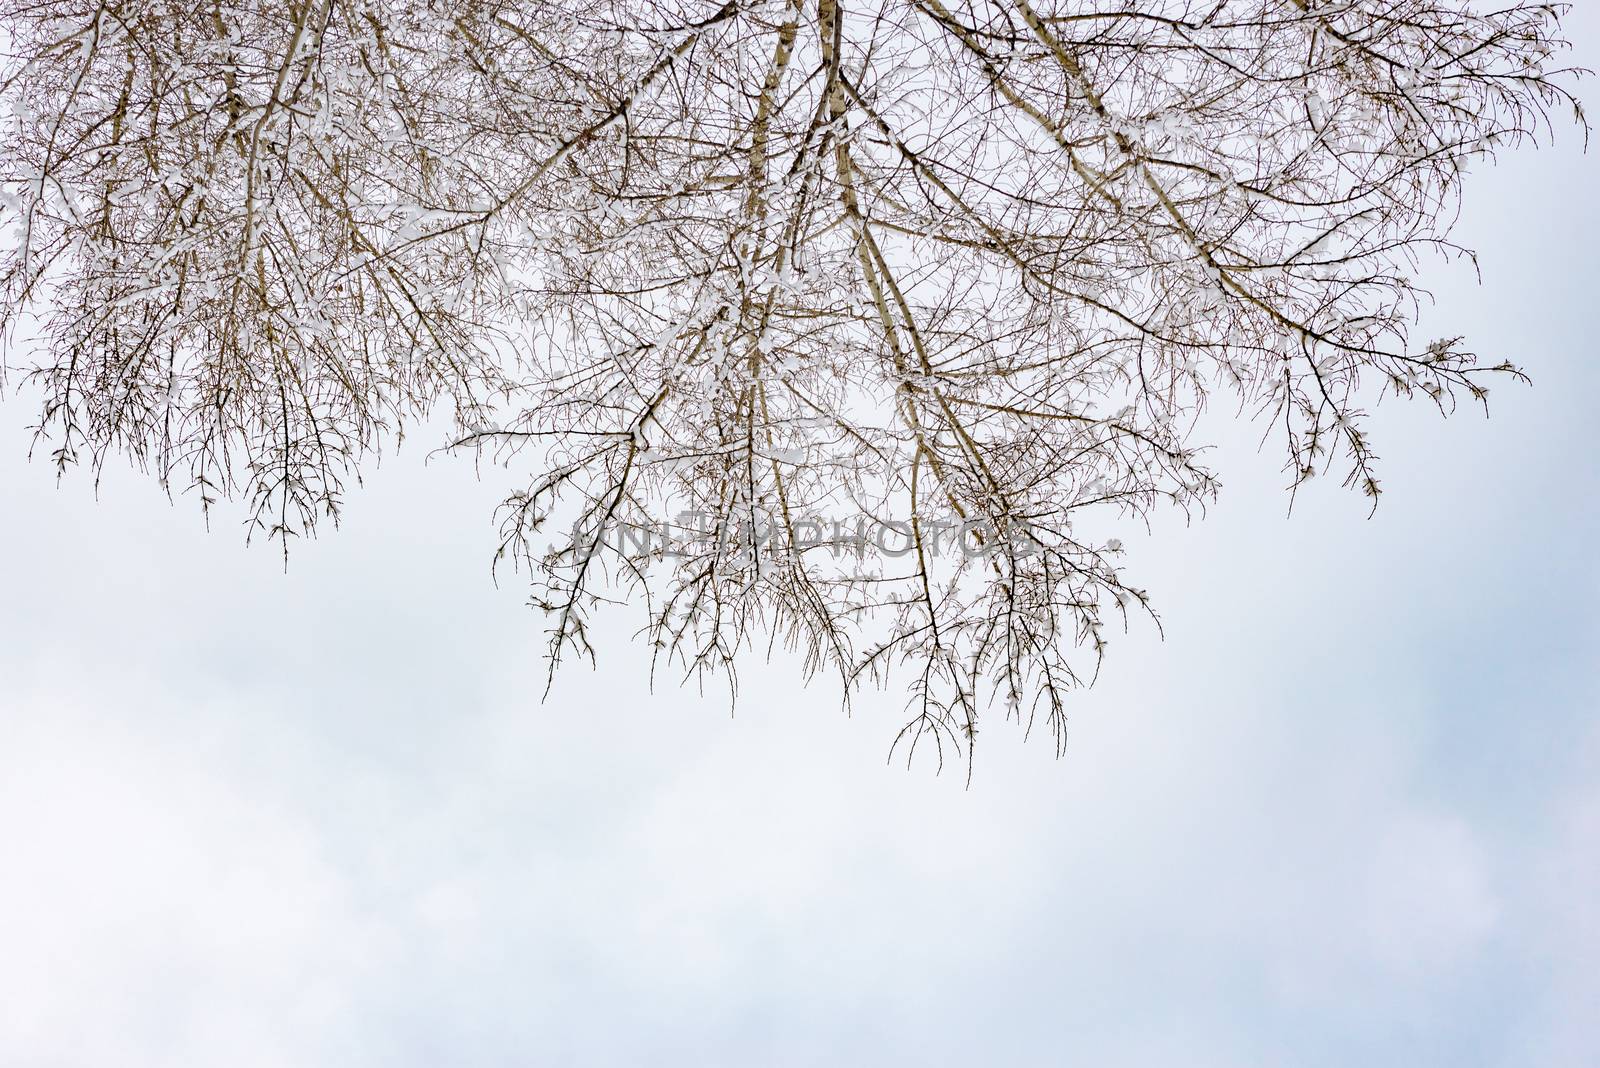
[2,10,1598,1067]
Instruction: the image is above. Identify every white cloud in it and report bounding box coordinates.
[0,693,394,1068]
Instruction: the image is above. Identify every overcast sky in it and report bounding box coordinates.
[3,12,1597,1067]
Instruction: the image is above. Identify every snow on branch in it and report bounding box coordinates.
[1,0,1584,771]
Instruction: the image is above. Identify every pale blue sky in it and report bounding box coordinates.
[2,12,1597,1066]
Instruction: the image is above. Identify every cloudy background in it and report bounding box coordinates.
[3,12,1597,1066]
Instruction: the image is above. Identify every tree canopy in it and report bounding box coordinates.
[1,0,1583,769]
